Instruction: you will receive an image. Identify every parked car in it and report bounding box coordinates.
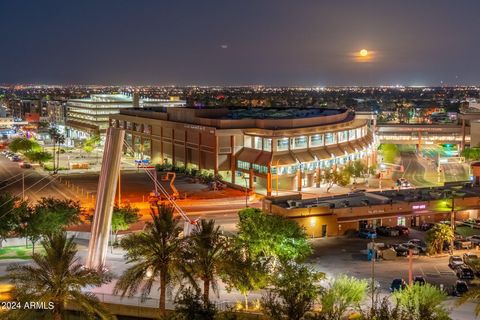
[455,265,475,280]
[452,280,469,296]
[19,162,32,169]
[449,255,464,269]
[392,244,409,257]
[463,253,479,265]
[413,276,426,286]
[420,222,435,231]
[394,225,410,235]
[408,239,427,253]
[390,279,407,292]
[400,243,421,255]
[376,226,400,236]
[454,239,473,250]
[396,178,411,188]
[358,229,377,239]
[11,155,21,162]
[6,153,17,160]
[466,235,480,246]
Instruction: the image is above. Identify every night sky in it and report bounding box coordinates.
[1,0,479,86]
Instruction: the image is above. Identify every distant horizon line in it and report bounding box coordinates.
[1,83,480,89]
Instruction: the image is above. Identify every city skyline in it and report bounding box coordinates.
[1,0,480,86]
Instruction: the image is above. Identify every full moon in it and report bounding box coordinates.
[359,49,368,57]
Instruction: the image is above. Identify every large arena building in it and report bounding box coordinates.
[110,106,376,194]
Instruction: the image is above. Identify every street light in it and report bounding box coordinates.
[446,188,465,253]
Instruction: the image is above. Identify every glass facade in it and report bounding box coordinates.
[291,136,308,149]
[263,138,272,151]
[254,136,262,150]
[337,131,347,143]
[310,134,324,147]
[277,138,289,151]
[325,132,336,145]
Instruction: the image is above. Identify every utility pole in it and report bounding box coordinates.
[408,249,413,285]
[370,236,376,313]
[450,194,455,253]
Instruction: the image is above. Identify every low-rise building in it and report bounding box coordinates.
[110,106,376,194]
[263,183,479,237]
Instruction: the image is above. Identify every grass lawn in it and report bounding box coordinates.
[456,225,480,237]
[0,246,44,260]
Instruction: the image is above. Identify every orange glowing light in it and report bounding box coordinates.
[360,49,368,57]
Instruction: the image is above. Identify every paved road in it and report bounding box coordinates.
[394,150,469,188]
[0,155,78,203]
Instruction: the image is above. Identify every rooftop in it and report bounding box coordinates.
[275,181,477,209]
[221,107,344,120]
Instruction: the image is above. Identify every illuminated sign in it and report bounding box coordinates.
[412,204,426,210]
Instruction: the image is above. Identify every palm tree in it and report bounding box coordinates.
[6,233,112,320]
[114,204,184,313]
[182,219,227,305]
[55,134,65,173]
[48,127,59,172]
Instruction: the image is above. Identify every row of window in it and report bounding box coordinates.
[244,126,368,151]
[237,150,369,175]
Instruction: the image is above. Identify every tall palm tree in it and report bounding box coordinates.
[6,233,112,320]
[55,134,65,173]
[182,219,227,305]
[48,127,59,173]
[114,204,184,313]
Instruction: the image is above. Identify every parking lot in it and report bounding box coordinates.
[308,228,479,294]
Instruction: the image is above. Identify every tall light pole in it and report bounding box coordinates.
[370,235,376,313]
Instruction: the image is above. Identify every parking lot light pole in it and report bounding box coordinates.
[370,236,376,312]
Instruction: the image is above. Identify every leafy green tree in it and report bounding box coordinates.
[114,205,184,314]
[19,197,80,253]
[111,204,140,243]
[48,127,65,173]
[24,150,52,164]
[323,169,351,192]
[425,223,454,254]
[318,275,368,320]
[346,160,368,183]
[83,134,101,154]
[8,137,41,153]
[379,144,398,164]
[182,219,227,305]
[461,147,480,161]
[220,237,270,310]
[173,287,217,320]
[262,262,324,320]
[0,193,28,248]
[393,283,450,320]
[237,208,311,265]
[5,233,112,320]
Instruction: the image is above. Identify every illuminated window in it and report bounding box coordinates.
[349,129,356,141]
[338,131,347,143]
[277,138,289,151]
[263,138,272,151]
[310,134,324,147]
[254,137,262,150]
[325,132,336,145]
[237,160,250,170]
[356,127,362,139]
[291,136,307,149]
